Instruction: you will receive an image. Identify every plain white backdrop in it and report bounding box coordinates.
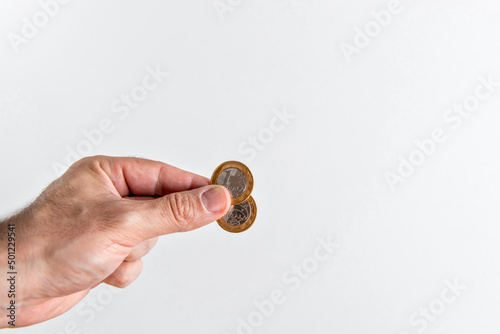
[1,0,500,333]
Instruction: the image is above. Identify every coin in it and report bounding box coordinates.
[217,196,257,233]
[211,161,254,205]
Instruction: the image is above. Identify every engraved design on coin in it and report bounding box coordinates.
[224,201,251,226]
[217,168,247,198]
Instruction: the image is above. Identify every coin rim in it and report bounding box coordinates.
[211,161,254,205]
[217,196,257,233]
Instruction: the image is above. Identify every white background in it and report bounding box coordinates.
[1,0,500,333]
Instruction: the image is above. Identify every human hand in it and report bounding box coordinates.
[0,156,231,328]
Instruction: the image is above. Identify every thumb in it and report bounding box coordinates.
[136,185,231,239]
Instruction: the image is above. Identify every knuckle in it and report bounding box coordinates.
[133,240,151,256]
[74,155,107,169]
[166,193,194,232]
[120,271,133,287]
[115,263,142,288]
[112,273,130,289]
[141,238,154,252]
[67,156,101,175]
[75,156,97,167]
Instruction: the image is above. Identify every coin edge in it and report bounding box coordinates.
[210,161,254,205]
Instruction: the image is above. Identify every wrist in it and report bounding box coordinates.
[0,217,16,328]
[0,217,11,298]
[0,210,42,329]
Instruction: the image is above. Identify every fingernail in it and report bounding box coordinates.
[202,186,228,213]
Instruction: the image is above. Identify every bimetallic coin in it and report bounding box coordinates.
[217,196,257,233]
[216,168,247,198]
[211,161,254,205]
[225,200,251,226]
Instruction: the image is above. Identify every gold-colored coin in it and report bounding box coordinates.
[217,196,257,233]
[211,161,254,205]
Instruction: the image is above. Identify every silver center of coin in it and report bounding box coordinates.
[224,201,251,226]
[217,168,247,198]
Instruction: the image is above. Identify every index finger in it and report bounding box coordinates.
[89,156,210,197]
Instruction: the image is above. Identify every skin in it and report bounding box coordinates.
[0,156,231,328]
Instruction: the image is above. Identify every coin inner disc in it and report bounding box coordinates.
[223,201,251,226]
[216,168,247,198]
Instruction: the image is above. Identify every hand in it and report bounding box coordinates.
[0,156,231,328]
